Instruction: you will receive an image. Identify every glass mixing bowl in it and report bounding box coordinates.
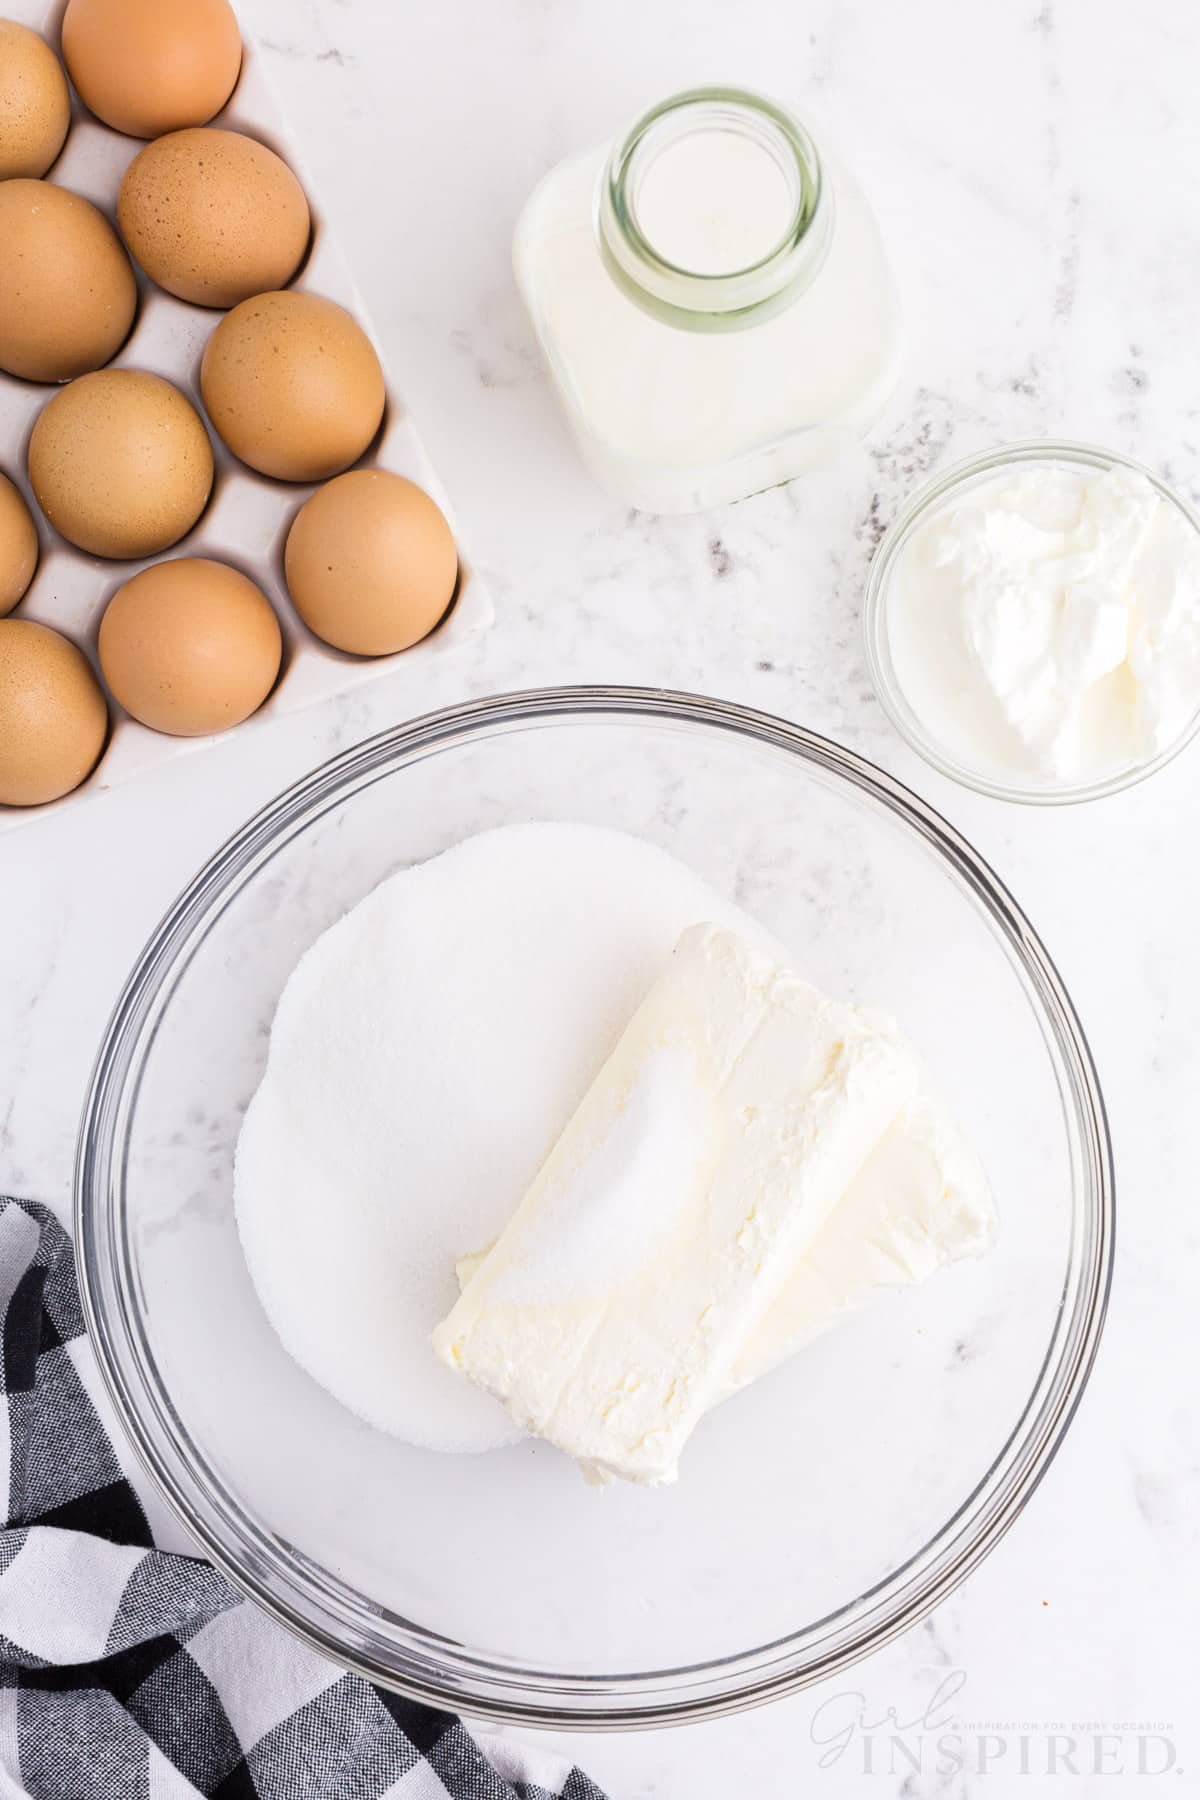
[76,687,1113,1728]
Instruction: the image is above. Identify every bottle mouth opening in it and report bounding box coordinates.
[597,87,831,332]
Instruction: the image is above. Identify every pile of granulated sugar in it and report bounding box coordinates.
[235,821,774,1453]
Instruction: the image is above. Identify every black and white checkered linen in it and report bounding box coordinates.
[0,1197,606,1800]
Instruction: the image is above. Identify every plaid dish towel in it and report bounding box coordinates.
[0,1197,606,1800]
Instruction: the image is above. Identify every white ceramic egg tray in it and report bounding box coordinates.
[1,0,492,832]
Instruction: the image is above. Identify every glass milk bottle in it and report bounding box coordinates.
[514,87,901,514]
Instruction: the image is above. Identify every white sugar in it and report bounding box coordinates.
[235,822,774,1453]
[485,1041,716,1309]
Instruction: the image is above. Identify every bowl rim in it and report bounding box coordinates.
[862,437,1200,805]
[75,684,1115,1729]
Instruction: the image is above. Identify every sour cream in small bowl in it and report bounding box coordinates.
[864,440,1200,803]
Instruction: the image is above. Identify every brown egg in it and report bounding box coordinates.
[28,370,213,559]
[0,619,107,805]
[0,180,137,383]
[99,557,281,736]
[60,0,241,139]
[118,129,311,310]
[285,470,458,656]
[0,21,71,179]
[0,474,38,617]
[201,291,385,482]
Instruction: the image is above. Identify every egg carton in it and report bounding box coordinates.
[1,0,493,832]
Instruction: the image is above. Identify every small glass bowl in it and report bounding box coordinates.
[863,439,1200,804]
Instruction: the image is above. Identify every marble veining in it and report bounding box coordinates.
[3,0,1198,1793]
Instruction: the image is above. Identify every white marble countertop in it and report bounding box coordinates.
[3,0,1198,1791]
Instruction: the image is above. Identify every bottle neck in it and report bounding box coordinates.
[595,88,833,334]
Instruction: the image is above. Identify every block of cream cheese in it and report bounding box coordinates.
[454,1089,995,1400]
[432,922,920,1485]
[729,1091,994,1389]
